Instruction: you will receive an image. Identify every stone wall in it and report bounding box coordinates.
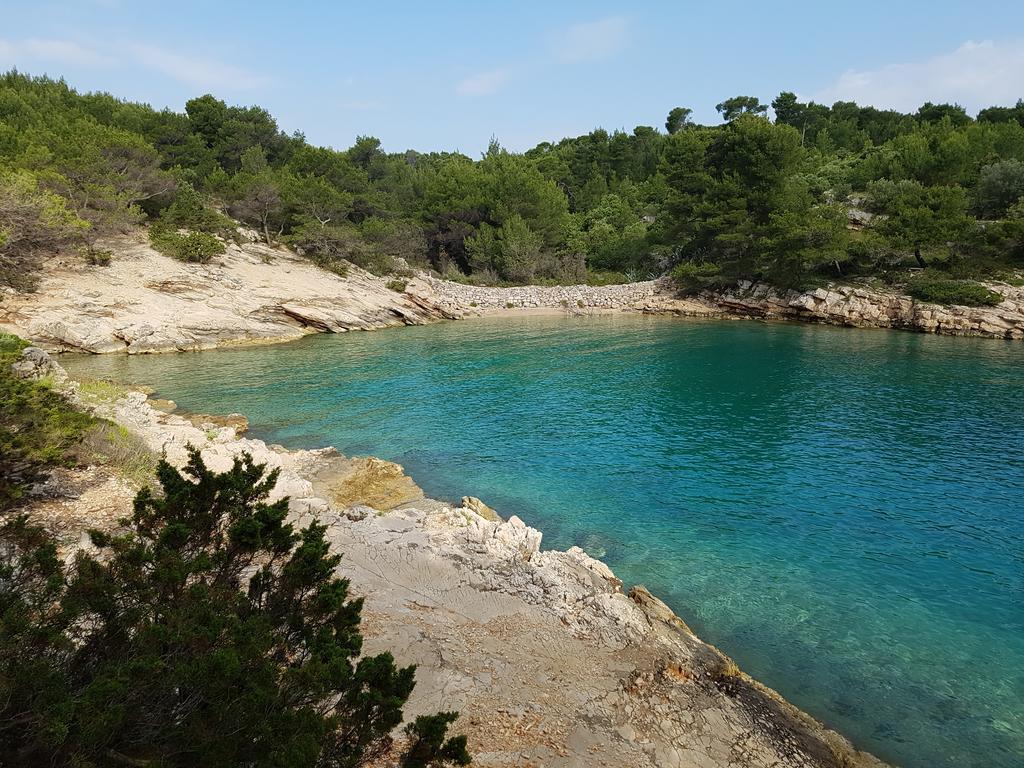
[412,274,663,313]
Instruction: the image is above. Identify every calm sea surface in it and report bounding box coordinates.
[64,315,1024,768]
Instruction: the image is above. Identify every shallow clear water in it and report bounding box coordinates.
[64,316,1024,768]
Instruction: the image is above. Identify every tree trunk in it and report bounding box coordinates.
[261,215,273,247]
[914,245,926,269]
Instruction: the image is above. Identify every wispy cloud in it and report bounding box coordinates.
[0,36,269,93]
[815,39,1024,112]
[0,37,114,68]
[455,68,509,97]
[129,43,270,90]
[558,16,629,63]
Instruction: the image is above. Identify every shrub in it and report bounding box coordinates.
[585,269,629,286]
[150,225,226,264]
[158,182,235,236]
[176,231,226,263]
[0,335,93,511]
[671,261,722,290]
[83,249,111,266]
[386,278,407,292]
[0,170,89,291]
[74,421,157,487]
[906,276,1002,306]
[0,447,470,767]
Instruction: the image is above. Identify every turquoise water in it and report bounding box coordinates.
[64,316,1024,768]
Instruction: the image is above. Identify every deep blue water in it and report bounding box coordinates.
[64,316,1024,768]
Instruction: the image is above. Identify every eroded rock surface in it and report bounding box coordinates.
[705,280,1024,339]
[0,235,445,353]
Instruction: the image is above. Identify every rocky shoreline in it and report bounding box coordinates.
[2,239,1021,356]
[413,274,1024,340]
[15,347,887,768]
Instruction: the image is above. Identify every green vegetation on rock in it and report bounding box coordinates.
[0,334,92,510]
[0,337,471,767]
[905,275,1003,306]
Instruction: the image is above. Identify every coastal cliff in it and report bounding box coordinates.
[14,347,887,768]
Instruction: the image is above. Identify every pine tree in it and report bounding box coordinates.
[0,447,469,767]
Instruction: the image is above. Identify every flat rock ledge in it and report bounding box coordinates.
[17,348,888,768]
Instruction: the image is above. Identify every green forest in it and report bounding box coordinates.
[2,71,1023,303]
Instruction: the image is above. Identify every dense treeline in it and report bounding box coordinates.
[1,71,1023,297]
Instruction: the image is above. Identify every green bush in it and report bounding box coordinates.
[158,183,235,236]
[585,269,629,286]
[0,334,94,511]
[150,225,226,264]
[83,249,111,266]
[671,261,722,290]
[906,277,1002,306]
[386,278,407,292]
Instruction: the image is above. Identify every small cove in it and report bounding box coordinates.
[63,315,1024,768]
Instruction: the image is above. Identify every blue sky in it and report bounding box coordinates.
[2,1,1023,154]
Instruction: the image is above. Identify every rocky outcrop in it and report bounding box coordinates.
[0,235,446,354]
[703,280,1024,339]
[17,348,886,768]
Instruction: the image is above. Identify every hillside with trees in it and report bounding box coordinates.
[2,71,1023,302]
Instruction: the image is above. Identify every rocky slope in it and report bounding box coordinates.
[0,234,448,354]
[15,347,886,768]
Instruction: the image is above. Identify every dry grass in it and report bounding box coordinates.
[76,378,130,405]
[74,421,158,488]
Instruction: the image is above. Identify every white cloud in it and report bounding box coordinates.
[455,68,509,97]
[558,16,629,63]
[815,39,1024,112]
[129,43,269,91]
[0,37,114,68]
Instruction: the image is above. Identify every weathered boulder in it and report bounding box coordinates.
[10,346,67,383]
[461,495,502,522]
